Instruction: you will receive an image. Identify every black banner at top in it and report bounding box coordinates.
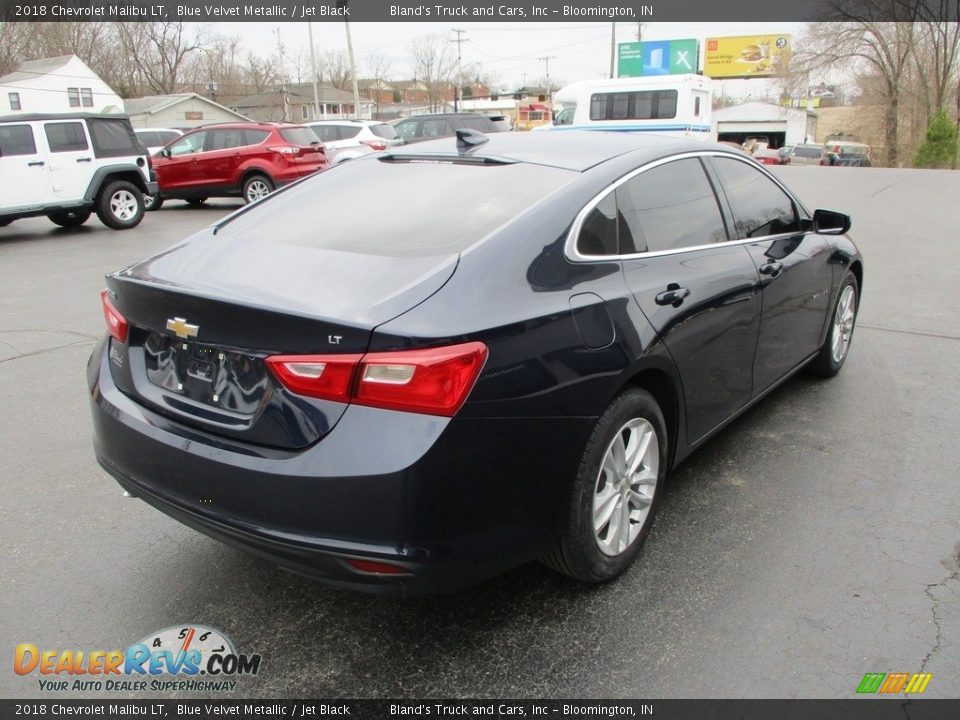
[0,0,957,22]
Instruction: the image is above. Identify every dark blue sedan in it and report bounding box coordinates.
[89,131,862,593]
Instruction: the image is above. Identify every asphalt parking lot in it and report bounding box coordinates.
[1,167,958,699]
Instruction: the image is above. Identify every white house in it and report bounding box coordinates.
[0,54,123,115]
[713,101,818,148]
[124,93,250,129]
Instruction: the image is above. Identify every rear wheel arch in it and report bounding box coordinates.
[85,167,149,200]
[238,166,274,189]
[625,367,682,471]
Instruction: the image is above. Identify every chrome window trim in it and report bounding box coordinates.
[565,150,811,264]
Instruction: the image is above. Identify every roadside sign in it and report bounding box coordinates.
[703,34,791,79]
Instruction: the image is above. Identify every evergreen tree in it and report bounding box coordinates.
[913,109,959,169]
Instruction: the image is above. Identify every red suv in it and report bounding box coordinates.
[145,123,327,209]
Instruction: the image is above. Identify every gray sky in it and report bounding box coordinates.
[213,21,805,95]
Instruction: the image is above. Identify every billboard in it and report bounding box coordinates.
[617,39,699,78]
[703,35,791,79]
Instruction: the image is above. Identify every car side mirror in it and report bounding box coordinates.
[813,209,851,235]
[161,148,171,158]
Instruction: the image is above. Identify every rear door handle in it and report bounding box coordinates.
[27,160,45,167]
[76,157,92,163]
[759,261,783,277]
[655,286,690,306]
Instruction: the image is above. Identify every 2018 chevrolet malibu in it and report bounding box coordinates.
[89,131,862,593]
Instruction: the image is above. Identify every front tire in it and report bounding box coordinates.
[96,180,145,229]
[810,273,858,377]
[543,388,667,583]
[48,210,91,227]
[242,174,274,204]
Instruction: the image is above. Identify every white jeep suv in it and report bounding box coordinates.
[0,113,157,230]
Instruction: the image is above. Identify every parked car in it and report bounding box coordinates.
[90,131,862,593]
[392,113,512,144]
[306,120,403,164]
[826,142,872,167]
[0,112,155,230]
[134,127,183,155]
[790,144,826,166]
[145,122,327,210]
[754,148,786,165]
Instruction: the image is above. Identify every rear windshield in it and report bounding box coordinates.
[217,158,574,257]
[369,123,399,140]
[792,146,822,158]
[279,127,320,145]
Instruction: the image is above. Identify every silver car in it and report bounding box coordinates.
[306,120,403,164]
[790,144,825,166]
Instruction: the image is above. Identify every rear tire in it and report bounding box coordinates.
[242,174,274,204]
[186,197,207,206]
[0,218,13,227]
[143,194,163,211]
[810,273,858,377]
[95,180,145,229]
[48,210,91,227]
[542,388,667,583]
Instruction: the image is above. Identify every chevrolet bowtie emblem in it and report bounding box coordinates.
[166,317,199,339]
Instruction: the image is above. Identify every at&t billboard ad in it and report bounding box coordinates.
[617,39,699,77]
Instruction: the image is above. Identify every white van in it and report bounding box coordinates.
[541,74,716,141]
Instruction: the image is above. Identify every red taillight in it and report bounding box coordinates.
[264,354,362,403]
[360,140,387,151]
[266,341,488,416]
[100,289,128,343]
[345,558,411,575]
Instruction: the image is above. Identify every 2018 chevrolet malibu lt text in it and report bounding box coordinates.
[89,131,862,593]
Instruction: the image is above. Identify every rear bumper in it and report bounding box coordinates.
[88,338,592,593]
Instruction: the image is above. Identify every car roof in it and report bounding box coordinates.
[308,119,382,126]
[386,131,732,172]
[0,112,133,123]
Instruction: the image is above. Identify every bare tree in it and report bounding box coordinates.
[409,33,458,111]
[910,0,960,117]
[365,50,392,116]
[115,22,207,94]
[0,23,40,76]
[321,49,353,90]
[795,13,919,165]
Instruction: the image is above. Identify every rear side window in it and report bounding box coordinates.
[209,128,246,150]
[420,119,451,138]
[793,146,822,159]
[712,157,800,238]
[616,158,727,253]
[278,127,319,145]
[577,191,618,256]
[218,159,575,257]
[244,129,270,145]
[339,125,362,139]
[369,124,399,140]
[44,122,89,152]
[394,120,417,141]
[309,125,340,142]
[135,131,159,147]
[0,124,36,156]
[87,118,140,158]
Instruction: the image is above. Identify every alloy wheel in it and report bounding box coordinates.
[831,285,856,363]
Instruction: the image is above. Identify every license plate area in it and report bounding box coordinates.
[142,332,267,414]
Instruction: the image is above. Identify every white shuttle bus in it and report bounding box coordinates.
[542,74,716,141]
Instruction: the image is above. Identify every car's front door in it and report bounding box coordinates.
[0,123,49,210]
[708,156,836,393]
[610,157,762,444]
[156,130,208,191]
[40,120,93,201]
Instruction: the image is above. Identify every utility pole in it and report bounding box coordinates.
[451,28,467,113]
[274,27,289,122]
[538,55,556,104]
[609,22,616,78]
[338,0,361,119]
[637,22,644,41]
[307,22,320,121]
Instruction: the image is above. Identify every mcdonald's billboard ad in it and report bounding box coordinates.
[703,34,792,79]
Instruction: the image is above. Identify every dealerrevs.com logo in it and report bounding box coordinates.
[14,625,261,693]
